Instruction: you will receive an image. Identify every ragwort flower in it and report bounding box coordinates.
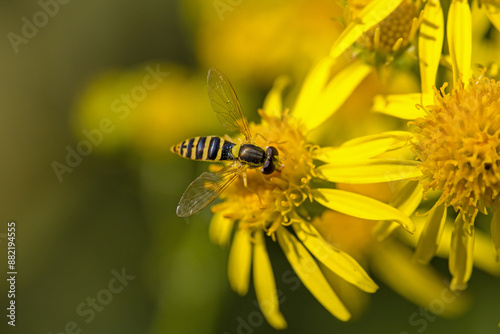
[410,74,500,290]
[326,0,445,114]
[331,0,443,69]
[205,58,419,328]
[372,4,500,290]
[344,0,423,65]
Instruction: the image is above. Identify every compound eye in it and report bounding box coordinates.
[261,159,275,175]
[260,146,279,175]
[267,146,279,158]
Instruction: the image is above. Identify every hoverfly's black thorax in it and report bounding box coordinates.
[238,144,266,166]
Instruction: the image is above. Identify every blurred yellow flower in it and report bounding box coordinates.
[475,0,500,31]
[73,64,219,155]
[471,8,500,78]
[200,59,421,328]
[181,0,343,86]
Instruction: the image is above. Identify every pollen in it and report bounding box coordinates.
[212,110,315,235]
[411,76,500,222]
[360,0,420,56]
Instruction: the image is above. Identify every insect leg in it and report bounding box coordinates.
[241,170,266,208]
[254,133,287,146]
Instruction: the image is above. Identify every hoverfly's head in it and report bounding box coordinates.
[261,146,280,175]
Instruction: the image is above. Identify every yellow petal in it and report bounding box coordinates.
[373,221,401,241]
[401,214,500,276]
[413,203,447,264]
[491,210,500,260]
[294,59,372,132]
[262,75,290,119]
[391,181,424,216]
[319,262,371,319]
[228,226,252,296]
[449,214,474,291]
[473,223,500,276]
[447,0,472,84]
[485,3,500,32]
[209,211,234,247]
[310,60,372,131]
[253,230,287,329]
[373,181,423,240]
[372,93,431,119]
[419,0,444,94]
[371,239,471,317]
[292,221,378,293]
[314,131,412,164]
[276,228,351,321]
[315,159,421,183]
[314,188,415,233]
[293,57,334,123]
[330,0,404,59]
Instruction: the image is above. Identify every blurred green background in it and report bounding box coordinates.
[0,0,499,333]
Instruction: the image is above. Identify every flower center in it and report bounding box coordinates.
[411,76,500,221]
[359,0,419,56]
[212,110,316,235]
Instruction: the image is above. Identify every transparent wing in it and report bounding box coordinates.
[207,68,252,141]
[176,164,246,217]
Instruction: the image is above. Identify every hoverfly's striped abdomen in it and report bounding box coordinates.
[171,136,237,161]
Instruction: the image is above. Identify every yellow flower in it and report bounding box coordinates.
[412,78,500,222]
[350,0,422,63]
[371,0,500,290]
[332,0,423,59]
[410,75,500,290]
[331,0,445,94]
[318,0,444,141]
[206,58,420,328]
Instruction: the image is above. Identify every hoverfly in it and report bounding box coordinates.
[171,68,281,217]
